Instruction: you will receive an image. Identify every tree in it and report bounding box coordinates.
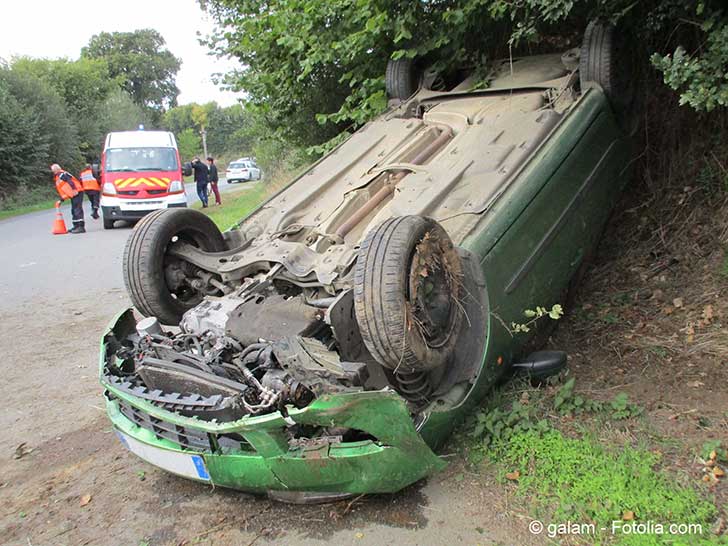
[12,57,116,157]
[99,89,153,136]
[0,68,82,175]
[177,128,202,161]
[201,0,728,148]
[0,77,49,199]
[82,29,181,114]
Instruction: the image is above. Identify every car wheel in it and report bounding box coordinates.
[579,20,635,130]
[385,58,419,101]
[354,216,463,372]
[123,208,226,325]
[103,216,114,230]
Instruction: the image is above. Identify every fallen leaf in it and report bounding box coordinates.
[80,494,92,507]
[709,450,718,462]
[355,532,364,539]
[702,474,712,483]
[622,511,635,521]
[713,466,725,478]
[505,471,520,481]
[703,305,714,322]
[687,380,704,388]
[673,297,684,308]
[663,306,675,315]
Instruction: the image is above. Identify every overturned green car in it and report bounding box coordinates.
[100,22,634,501]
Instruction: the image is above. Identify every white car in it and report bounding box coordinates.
[225,159,262,183]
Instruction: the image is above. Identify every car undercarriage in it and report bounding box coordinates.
[100,24,634,497]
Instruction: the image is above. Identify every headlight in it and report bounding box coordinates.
[168,180,183,193]
[103,182,117,195]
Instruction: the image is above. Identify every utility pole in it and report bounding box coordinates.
[200,127,208,158]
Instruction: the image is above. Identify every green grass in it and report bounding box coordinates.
[500,430,720,545]
[461,380,724,545]
[192,182,271,230]
[0,198,59,221]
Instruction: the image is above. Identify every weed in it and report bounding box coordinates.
[499,430,720,545]
[510,304,563,334]
[462,381,723,544]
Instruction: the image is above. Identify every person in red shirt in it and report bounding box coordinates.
[51,163,85,234]
[207,157,221,206]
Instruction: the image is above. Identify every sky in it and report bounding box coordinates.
[0,0,240,106]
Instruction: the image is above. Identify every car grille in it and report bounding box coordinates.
[118,190,138,196]
[113,395,253,453]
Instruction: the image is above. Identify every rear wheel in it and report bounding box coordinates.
[580,20,635,130]
[103,215,114,230]
[123,208,226,325]
[354,216,463,373]
[385,58,419,101]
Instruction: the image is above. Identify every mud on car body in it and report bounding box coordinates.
[100,22,635,501]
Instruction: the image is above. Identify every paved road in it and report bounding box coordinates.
[0,178,245,308]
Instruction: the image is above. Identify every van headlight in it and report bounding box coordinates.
[169,180,183,193]
[103,182,117,195]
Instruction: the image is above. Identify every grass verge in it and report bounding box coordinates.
[193,172,293,230]
[0,199,59,221]
[459,379,726,545]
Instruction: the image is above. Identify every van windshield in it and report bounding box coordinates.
[105,147,179,172]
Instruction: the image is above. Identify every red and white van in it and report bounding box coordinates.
[99,130,189,229]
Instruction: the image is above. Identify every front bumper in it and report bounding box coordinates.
[101,203,186,221]
[100,309,445,498]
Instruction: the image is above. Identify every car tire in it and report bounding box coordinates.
[579,20,635,130]
[354,216,463,372]
[385,58,419,100]
[123,208,226,325]
[103,216,114,230]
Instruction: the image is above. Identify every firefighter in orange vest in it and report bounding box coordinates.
[51,163,85,234]
[79,164,101,219]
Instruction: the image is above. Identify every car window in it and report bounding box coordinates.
[229,162,244,169]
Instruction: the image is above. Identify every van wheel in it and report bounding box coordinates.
[103,216,114,230]
[123,208,226,325]
[354,216,463,373]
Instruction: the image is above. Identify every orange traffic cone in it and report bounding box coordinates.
[52,201,68,235]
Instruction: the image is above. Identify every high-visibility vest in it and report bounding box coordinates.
[54,171,82,200]
[79,168,100,191]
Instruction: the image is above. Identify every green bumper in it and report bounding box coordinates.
[100,309,445,497]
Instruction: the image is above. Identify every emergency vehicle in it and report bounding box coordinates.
[99,130,189,229]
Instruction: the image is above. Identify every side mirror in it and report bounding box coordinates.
[182,162,192,177]
[91,163,100,179]
[511,350,567,379]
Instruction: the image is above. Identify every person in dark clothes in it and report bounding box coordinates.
[207,157,221,206]
[51,163,85,233]
[190,157,209,207]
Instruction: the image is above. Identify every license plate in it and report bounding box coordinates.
[116,430,210,481]
[122,200,163,209]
